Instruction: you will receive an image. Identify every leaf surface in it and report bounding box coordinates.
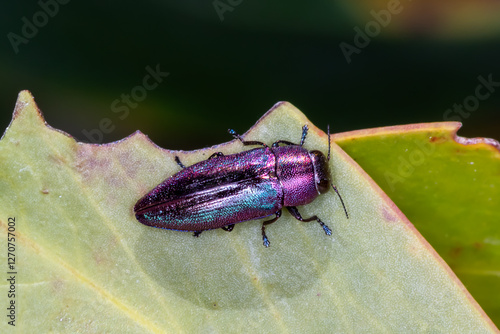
[334,123,500,327]
[0,91,496,333]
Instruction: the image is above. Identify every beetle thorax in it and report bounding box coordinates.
[273,146,321,207]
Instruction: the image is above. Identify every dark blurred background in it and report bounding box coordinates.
[1,1,499,149]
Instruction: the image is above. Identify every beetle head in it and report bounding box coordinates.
[310,126,349,219]
[310,150,330,194]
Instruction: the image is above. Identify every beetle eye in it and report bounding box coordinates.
[309,150,330,194]
[317,179,329,194]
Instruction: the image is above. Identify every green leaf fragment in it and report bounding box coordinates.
[334,122,500,328]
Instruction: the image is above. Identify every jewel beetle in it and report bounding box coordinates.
[134,125,348,247]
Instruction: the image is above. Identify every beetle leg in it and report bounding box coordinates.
[271,124,308,147]
[221,224,234,232]
[228,129,267,147]
[261,210,282,247]
[209,152,224,159]
[193,231,203,237]
[272,140,297,147]
[286,206,332,236]
[175,156,187,169]
[299,125,308,146]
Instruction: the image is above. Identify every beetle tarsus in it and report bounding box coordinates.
[263,235,270,248]
[286,206,332,236]
[222,224,234,232]
[175,156,187,169]
[299,125,308,146]
[320,222,332,236]
[261,211,282,248]
[193,231,202,237]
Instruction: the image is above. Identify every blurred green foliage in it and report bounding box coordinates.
[1,1,499,150]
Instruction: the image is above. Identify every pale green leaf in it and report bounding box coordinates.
[0,91,496,333]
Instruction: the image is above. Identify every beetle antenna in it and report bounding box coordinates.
[327,125,331,161]
[327,125,347,218]
[331,184,349,219]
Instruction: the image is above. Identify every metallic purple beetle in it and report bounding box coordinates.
[134,125,348,247]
